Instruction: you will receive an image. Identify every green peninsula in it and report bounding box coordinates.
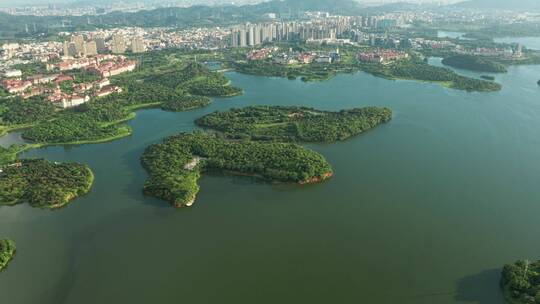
[0,239,15,272]
[442,55,508,73]
[141,132,333,207]
[501,260,540,304]
[360,60,502,92]
[0,159,94,209]
[196,106,392,142]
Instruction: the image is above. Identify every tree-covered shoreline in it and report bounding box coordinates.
[442,55,508,73]
[0,239,15,272]
[501,260,540,304]
[141,132,333,207]
[196,106,392,142]
[361,60,502,92]
[0,159,94,209]
[234,56,502,92]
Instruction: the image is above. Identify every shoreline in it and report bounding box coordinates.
[170,169,333,208]
[44,167,94,210]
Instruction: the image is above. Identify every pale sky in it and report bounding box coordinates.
[0,0,464,8]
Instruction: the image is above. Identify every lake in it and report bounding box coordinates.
[494,37,540,51]
[1,60,540,303]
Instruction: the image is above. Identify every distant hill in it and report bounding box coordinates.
[453,0,540,10]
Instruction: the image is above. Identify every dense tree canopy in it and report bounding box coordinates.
[442,55,508,73]
[196,106,392,142]
[0,159,93,209]
[161,95,211,112]
[22,114,130,144]
[141,132,333,207]
[0,96,56,125]
[355,60,504,92]
[0,239,15,272]
[502,260,540,304]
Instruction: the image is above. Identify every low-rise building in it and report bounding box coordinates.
[358,49,409,64]
[3,69,22,78]
[1,79,32,93]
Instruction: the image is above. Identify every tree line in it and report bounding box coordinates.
[141,132,333,207]
[196,105,392,142]
[0,159,93,209]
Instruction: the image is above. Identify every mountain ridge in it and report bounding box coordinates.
[452,0,540,10]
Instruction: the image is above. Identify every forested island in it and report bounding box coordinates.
[0,159,94,209]
[0,239,15,272]
[196,106,392,142]
[141,132,333,207]
[234,55,502,92]
[360,60,502,92]
[442,55,508,73]
[2,62,242,145]
[501,260,540,304]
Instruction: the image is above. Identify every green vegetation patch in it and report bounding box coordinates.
[141,132,333,207]
[361,60,502,92]
[116,61,242,102]
[501,260,540,304]
[196,106,392,142]
[0,145,33,166]
[161,95,211,112]
[0,239,16,272]
[0,159,93,209]
[22,113,130,144]
[0,96,56,126]
[442,55,507,73]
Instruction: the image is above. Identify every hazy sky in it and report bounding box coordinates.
[0,0,463,8]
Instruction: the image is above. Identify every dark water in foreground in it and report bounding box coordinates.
[1,62,540,303]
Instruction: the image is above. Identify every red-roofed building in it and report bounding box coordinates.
[1,79,32,93]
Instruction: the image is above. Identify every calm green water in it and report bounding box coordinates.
[1,61,540,304]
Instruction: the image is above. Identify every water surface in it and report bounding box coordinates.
[494,36,540,50]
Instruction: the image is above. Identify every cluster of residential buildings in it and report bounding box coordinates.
[229,12,419,48]
[463,46,523,58]
[1,55,135,108]
[357,49,409,64]
[47,55,137,75]
[246,47,341,65]
[62,33,146,58]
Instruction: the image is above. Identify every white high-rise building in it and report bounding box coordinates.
[111,34,126,54]
[94,36,107,53]
[85,41,98,56]
[131,38,145,53]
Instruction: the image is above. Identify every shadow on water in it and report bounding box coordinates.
[42,230,99,304]
[454,269,505,304]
